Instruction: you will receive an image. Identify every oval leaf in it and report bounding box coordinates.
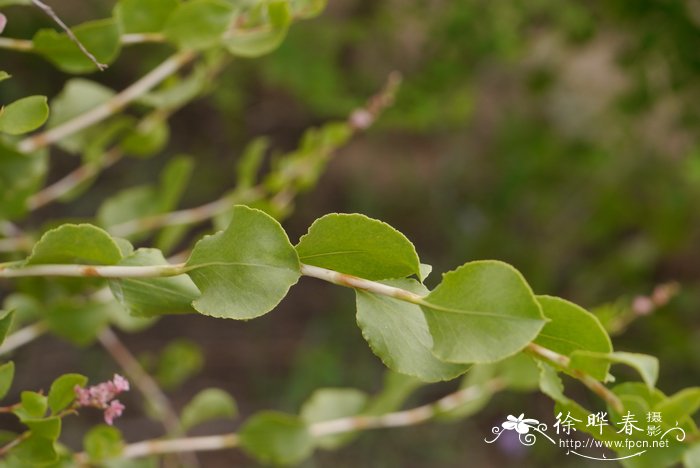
[356,278,469,382]
[296,213,420,281]
[181,388,238,431]
[420,260,546,363]
[27,224,122,265]
[186,205,300,319]
[48,373,88,414]
[0,96,49,135]
[164,0,235,50]
[239,411,313,466]
[33,19,121,73]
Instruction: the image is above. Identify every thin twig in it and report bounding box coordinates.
[0,322,49,355]
[17,50,196,154]
[31,0,107,71]
[525,343,624,413]
[75,379,504,461]
[97,328,200,468]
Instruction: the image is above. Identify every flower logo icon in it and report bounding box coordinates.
[502,413,540,434]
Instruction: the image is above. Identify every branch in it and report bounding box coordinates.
[31,0,107,71]
[0,263,185,278]
[105,73,402,238]
[97,328,200,468]
[525,343,624,413]
[0,322,48,355]
[17,50,196,154]
[76,379,504,461]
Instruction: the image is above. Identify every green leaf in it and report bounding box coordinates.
[0,96,49,135]
[153,339,203,390]
[420,260,546,363]
[0,144,47,220]
[14,391,47,421]
[84,425,123,462]
[356,278,469,382]
[181,388,238,431]
[300,388,367,449]
[48,374,87,414]
[12,434,57,465]
[164,0,235,50]
[23,417,61,441]
[0,0,31,5]
[114,0,179,33]
[0,310,14,346]
[538,361,570,404]
[237,137,269,189]
[224,3,291,58]
[33,19,122,73]
[296,213,421,280]
[186,205,300,319]
[26,224,122,265]
[0,362,14,400]
[45,299,111,346]
[533,295,612,380]
[655,387,700,424]
[363,371,423,415]
[418,263,432,282]
[0,71,11,82]
[110,249,199,317]
[47,79,115,154]
[119,118,169,158]
[569,351,659,389]
[239,411,314,465]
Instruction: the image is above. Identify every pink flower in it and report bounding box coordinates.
[74,374,130,425]
[104,400,125,426]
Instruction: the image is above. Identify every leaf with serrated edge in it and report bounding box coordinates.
[186,205,300,319]
[356,278,469,382]
[534,295,612,381]
[296,213,420,280]
[421,260,546,364]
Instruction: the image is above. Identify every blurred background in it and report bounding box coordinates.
[2,0,700,466]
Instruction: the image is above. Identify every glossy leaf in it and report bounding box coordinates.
[239,411,314,465]
[187,205,300,319]
[356,278,469,382]
[296,213,421,280]
[420,260,546,363]
[534,295,612,380]
[33,19,121,73]
[0,96,49,135]
[181,388,238,431]
[114,0,179,33]
[109,249,199,317]
[48,374,87,414]
[164,0,235,50]
[27,224,122,265]
[300,388,367,449]
[0,362,14,400]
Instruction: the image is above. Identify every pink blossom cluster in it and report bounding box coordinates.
[74,374,130,425]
